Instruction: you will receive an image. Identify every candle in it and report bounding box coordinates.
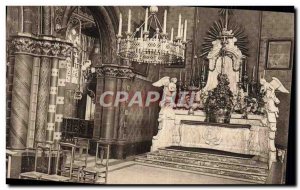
[203,62,206,76]
[225,9,228,30]
[185,71,187,82]
[179,70,182,81]
[239,61,243,82]
[244,59,247,72]
[144,8,148,32]
[177,14,181,37]
[163,10,167,34]
[199,63,202,77]
[140,29,143,39]
[263,70,266,79]
[118,13,122,36]
[252,65,255,80]
[180,24,184,38]
[183,20,187,42]
[127,9,131,33]
[170,28,174,41]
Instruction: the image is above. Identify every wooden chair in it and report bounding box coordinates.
[6,149,18,178]
[64,137,90,180]
[19,141,53,180]
[82,141,110,184]
[40,142,78,182]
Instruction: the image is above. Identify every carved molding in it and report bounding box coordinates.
[95,65,135,79]
[10,33,73,59]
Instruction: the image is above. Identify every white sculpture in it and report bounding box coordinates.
[152,76,177,111]
[151,77,177,146]
[202,38,244,95]
[260,77,289,120]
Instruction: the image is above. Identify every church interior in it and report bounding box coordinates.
[6,6,295,184]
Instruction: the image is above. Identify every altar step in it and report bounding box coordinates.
[135,147,269,184]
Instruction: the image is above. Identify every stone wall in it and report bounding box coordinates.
[258,11,294,147]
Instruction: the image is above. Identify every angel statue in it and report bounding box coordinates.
[152,76,177,121]
[260,77,289,121]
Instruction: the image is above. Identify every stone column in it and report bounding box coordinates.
[93,76,104,139]
[42,6,52,35]
[6,49,15,146]
[100,75,117,142]
[115,66,135,158]
[35,57,51,142]
[26,57,40,148]
[34,6,52,142]
[23,6,32,33]
[8,5,34,150]
[93,64,135,157]
[53,58,68,146]
[9,40,34,149]
[46,58,59,142]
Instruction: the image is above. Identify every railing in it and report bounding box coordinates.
[61,118,94,143]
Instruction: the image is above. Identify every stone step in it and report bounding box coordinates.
[157,148,268,169]
[135,156,267,184]
[146,154,268,174]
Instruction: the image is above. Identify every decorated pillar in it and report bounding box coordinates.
[10,35,34,149]
[53,58,69,146]
[99,65,118,143]
[93,64,134,157]
[115,65,135,159]
[35,57,51,142]
[46,57,59,142]
[93,75,104,139]
[26,57,40,148]
[35,5,53,143]
[8,6,35,149]
[6,46,15,146]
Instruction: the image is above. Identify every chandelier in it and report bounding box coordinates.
[116,6,188,65]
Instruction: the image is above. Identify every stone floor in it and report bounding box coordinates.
[101,161,253,184]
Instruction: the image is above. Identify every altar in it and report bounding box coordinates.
[151,110,271,164]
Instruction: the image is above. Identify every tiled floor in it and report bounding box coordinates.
[105,162,252,184]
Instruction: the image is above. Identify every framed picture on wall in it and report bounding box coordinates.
[266,39,293,70]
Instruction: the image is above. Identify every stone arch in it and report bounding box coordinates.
[57,6,119,64]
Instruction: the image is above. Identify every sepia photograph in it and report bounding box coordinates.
[5,4,296,186]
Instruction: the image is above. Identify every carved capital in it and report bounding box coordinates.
[10,33,73,59]
[95,65,135,79]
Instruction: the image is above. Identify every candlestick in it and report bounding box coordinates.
[183,20,187,42]
[177,14,181,37]
[263,70,266,79]
[144,8,148,32]
[179,70,182,81]
[170,27,174,41]
[163,10,167,34]
[128,9,131,33]
[118,13,122,36]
